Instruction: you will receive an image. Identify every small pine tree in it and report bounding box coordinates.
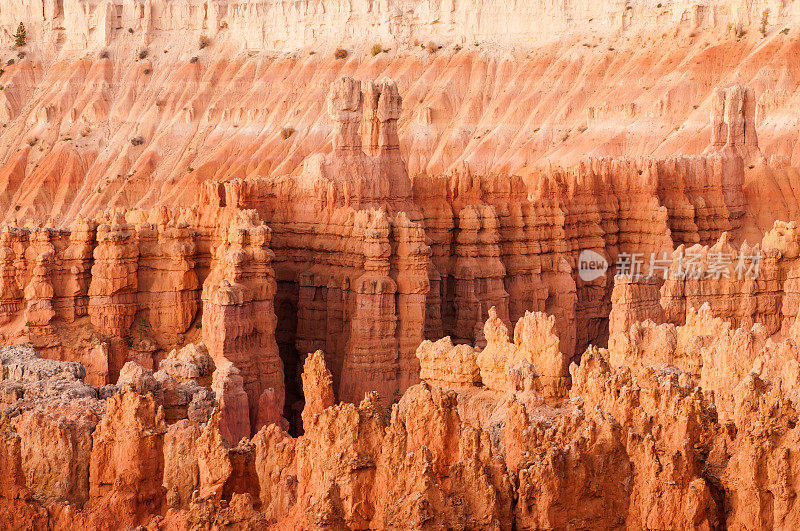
[14,23,26,47]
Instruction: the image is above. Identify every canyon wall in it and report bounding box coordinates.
[1,0,796,53]
[1,2,800,528]
[1,3,800,224]
[0,74,792,436]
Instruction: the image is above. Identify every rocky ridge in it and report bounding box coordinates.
[3,297,800,528]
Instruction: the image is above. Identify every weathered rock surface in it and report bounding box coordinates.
[5,307,800,528]
[3,2,800,529]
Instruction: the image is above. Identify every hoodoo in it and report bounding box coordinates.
[2,0,800,528]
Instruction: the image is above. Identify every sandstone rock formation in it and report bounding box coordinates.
[2,1,800,528]
[5,305,800,528]
[201,209,283,437]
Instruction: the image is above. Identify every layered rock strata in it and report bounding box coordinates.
[0,75,792,425]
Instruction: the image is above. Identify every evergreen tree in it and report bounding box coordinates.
[14,23,26,48]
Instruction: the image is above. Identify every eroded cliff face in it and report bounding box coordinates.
[1,1,800,226]
[1,0,794,53]
[3,0,800,528]
[0,71,782,434]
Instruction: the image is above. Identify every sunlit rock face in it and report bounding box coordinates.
[3,0,800,528]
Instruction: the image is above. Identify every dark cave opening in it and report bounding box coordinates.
[276,284,304,436]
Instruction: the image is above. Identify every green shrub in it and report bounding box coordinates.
[14,23,26,48]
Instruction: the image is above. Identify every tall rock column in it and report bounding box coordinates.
[375,78,402,160]
[57,218,96,323]
[202,211,284,435]
[24,251,56,346]
[0,229,22,325]
[340,210,399,404]
[137,219,200,346]
[451,205,510,345]
[708,84,761,163]
[392,213,430,391]
[88,213,139,336]
[327,76,363,155]
[363,77,412,206]
[361,80,381,158]
[88,213,139,380]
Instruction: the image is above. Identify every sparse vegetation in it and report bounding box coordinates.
[190,56,199,64]
[17,52,25,60]
[334,48,348,59]
[187,167,194,173]
[760,10,770,38]
[143,68,151,75]
[199,35,210,49]
[781,28,791,35]
[135,317,151,336]
[454,44,462,53]
[27,138,37,147]
[100,50,109,59]
[281,126,295,140]
[14,23,26,48]
[131,136,144,146]
[128,28,134,34]
[371,44,383,56]
[426,41,438,54]
[6,59,14,66]
[138,49,148,60]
